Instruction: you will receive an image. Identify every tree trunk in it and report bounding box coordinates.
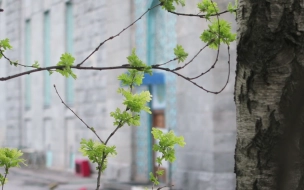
[235,0,304,189]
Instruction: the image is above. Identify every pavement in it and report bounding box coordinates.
[0,167,101,190]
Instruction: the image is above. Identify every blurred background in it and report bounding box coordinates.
[0,0,237,189]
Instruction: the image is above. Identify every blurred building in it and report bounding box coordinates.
[0,0,237,189]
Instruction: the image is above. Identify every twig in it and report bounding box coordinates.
[168,10,230,18]
[1,168,8,190]
[53,85,105,144]
[157,185,174,190]
[173,42,212,71]
[76,3,161,67]
[0,50,35,68]
[153,58,178,67]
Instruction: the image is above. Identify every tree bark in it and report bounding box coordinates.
[235,0,304,189]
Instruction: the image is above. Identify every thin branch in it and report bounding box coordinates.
[152,57,178,67]
[1,168,8,190]
[168,10,230,18]
[173,42,212,71]
[0,50,34,68]
[76,3,161,67]
[53,85,105,144]
[188,43,219,80]
[157,185,174,190]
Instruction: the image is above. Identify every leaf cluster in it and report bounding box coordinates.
[118,88,152,114]
[160,0,185,12]
[56,53,77,79]
[149,128,185,186]
[197,0,219,20]
[0,148,25,186]
[111,49,152,128]
[110,108,140,127]
[200,19,236,49]
[0,39,12,52]
[127,49,152,74]
[174,45,188,63]
[0,148,25,169]
[79,139,117,171]
[227,0,238,14]
[152,128,185,163]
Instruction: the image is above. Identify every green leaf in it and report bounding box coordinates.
[156,169,164,176]
[197,0,219,20]
[117,88,152,113]
[127,49,152,75]
[151,128,185,163]
[200,19,236,49]
[79,138,117,172]
[48,70,53,75]
[174,44,188,63]
[0,38,13,51]
[32,61,40,68]
[160,0,185,11]
[149,172,159,185]
[0,148,26,168]
[56,53,77,79]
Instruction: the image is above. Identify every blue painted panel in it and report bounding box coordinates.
[142,72,165,85]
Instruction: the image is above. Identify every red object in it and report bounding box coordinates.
[75,159,91,177]
[79,188,87,190]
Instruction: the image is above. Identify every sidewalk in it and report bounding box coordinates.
[1,167,101,190]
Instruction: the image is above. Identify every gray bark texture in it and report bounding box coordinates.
[235,0,304,189]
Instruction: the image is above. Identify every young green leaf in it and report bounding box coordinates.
[0,38,13,51]
[79,139,117,172]
[32,61,40,68]
[151,128,185,163]
[149,172,160,185]
[127,49,152,75]
[200,19,236,49]
[174,44,188,63]
[160,0,186,12]
[197,0,219,20]
[56,53,77,79]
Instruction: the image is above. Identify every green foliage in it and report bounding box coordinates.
[174,45,188,63]
[0,148,25,187]
[118,69,144,86]
[110,108,140,127]
[152,128,185,163]
[0,38,13,60]
[127,49,152,74]
[56,53,77,79]
[228,0,238,13]
[0,148,25,168]
[160,0,185,12]
[117,88,152,114]
[227,0,238,14]
[32,61,40,68]
[197,0,219,20]
[200,19,236,49]
[0,39,12,51]
[0,173,7,186]
[149,172,160,185]
[79,139,117,172]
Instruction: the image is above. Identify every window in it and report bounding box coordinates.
[25,19,31,109]
[44,11,51,107]
[65,2,74,105]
